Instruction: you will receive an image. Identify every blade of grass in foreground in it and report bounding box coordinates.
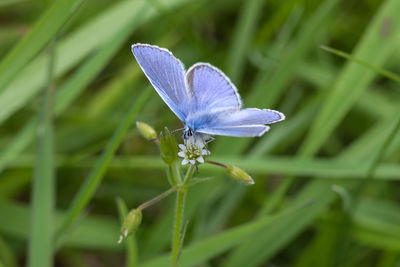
[27,39,56,267]
[0,0,82,93]
[226,0,264,84]
[319,45,400,83]
[55,87,151,246]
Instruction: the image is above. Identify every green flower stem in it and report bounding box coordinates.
[171,164,196,266]
[170,161,182,184]
[182,164,196,185]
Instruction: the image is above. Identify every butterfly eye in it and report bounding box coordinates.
[187,129,193,137]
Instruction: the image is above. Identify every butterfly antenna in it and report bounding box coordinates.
[170,127,185,135]
[149,127,184,144]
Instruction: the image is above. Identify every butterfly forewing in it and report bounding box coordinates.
[132,44,190,121]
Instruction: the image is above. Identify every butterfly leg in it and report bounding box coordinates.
[205,136,214,144]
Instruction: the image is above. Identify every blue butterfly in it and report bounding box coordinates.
[131,44,285,141]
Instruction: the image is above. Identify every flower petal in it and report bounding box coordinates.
[178,144,186,151]
[189,159,196,165]
[182,159,189,165]
[177,151,185,158]
[196,156,204,163]
[202,149,210,155]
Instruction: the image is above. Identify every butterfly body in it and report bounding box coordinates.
[131,43,285,142]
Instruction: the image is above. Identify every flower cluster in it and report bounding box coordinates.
[178,136,210,165]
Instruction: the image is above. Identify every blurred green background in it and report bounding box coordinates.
[0,0,400,266]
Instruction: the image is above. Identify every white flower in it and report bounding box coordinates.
[178,136,210,165]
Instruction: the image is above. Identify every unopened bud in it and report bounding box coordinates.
[226,165,254,185]
[118,209,142,243]
[159,127,178,165]
[136,121,157,140]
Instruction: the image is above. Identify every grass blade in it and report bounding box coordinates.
[0,0,82,92]
[320,45,400,83]
[9,154,400,180]
[226,0,264,83]
[27,39,56,267]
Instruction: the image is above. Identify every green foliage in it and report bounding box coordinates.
[0,0,399,266]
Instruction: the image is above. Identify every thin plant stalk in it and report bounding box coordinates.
[171,161,182,184]
[137,185,178,211]
[171,164,196,266]
[28,38,56,267]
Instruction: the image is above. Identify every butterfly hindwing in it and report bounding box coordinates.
[197,125,270,137]
[215,108,284,126]
[196,108,284,137]
[132,44,190,121]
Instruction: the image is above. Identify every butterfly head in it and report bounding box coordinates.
[183,127,194,140]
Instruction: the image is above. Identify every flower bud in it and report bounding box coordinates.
[136,121,157,140]
[118,209,142,243]
[159,127,178,165]
[226,165,254,185]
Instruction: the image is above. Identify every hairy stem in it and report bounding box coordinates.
[137,185,178,211]
[171,165,195,266]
